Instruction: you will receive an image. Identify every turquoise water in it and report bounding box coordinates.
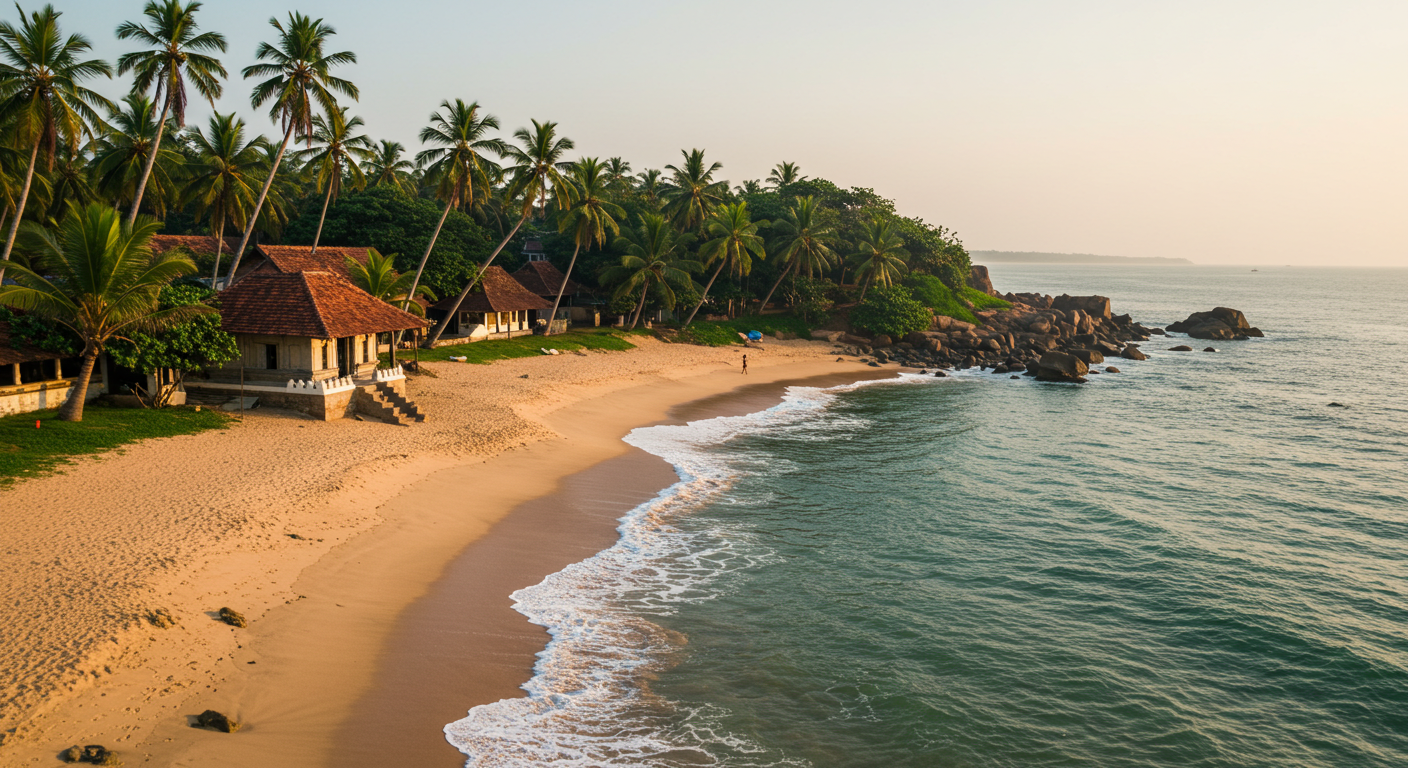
[449,265,1408,767]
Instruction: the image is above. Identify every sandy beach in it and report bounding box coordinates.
[0,335,884,766]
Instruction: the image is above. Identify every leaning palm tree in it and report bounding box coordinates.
[294,106,372,254]
[683,201,766,327]
[89,93,185,218]
[402,99,504,314]
[757,195,838,312]
[0,203,200,421]
[222,11,357,285]
[115,0,226,225]
[0,4,114,282]
[601,213,699,330]
[849,217,909,300]
[766,161,804,189]
[180,112,267,284]
[425,119,573,346]
[662,148,727,234]
[363,138,412,193]
[549,157,624,331]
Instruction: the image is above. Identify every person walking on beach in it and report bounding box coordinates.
[742,354,748,375]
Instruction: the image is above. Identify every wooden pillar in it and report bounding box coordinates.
[8,363,18,388]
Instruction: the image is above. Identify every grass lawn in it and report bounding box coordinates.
[392,327,642,365]
[906,276,1012,325]
[0,404,231,488]
[674,314,816,346]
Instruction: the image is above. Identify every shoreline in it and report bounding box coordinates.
[0,337,886,767]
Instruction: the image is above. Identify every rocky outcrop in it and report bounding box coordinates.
[1033,351,1089,383]
[967,265,996,295]
[1166,307,1263,340]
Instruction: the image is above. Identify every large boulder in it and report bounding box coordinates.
[1053,294,1112,320]
[1069,348,1105,365]
[1120,345,1148,361]
[967,265,996,295]
[1166,307,1263,340]
[1034,350,1089,382]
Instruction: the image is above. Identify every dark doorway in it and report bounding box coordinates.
[266,344,278,370]
[337,337,352,377]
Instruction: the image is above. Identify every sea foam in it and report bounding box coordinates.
[443,377,927,767]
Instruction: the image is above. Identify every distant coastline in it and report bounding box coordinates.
[971,250,1193,265]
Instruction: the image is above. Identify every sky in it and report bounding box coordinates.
[37,0,1408,267]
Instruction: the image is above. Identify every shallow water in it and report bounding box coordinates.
[448,265,1408,767]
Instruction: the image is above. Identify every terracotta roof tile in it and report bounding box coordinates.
[217,272,427,339]
[432,266,551,314]
[0,318,64,366]
[149,234,240,256]
[244,244,373,281]
[511,260,580,298]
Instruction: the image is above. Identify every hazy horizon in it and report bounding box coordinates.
[41,0,1408,267]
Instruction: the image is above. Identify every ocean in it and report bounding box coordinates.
[446,265,1408,767]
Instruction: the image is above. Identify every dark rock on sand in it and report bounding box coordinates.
[933,370,947,377]
[218,607,246,628]
[147,609,176,629]
[62,745,118,765]
[195,709,241,733]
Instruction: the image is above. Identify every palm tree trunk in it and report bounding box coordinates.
[424,213,527,346]
[546,241,581,335]
[628,277,651,330]
[859,275,873,302]
[403,196,453,312]
[683,259,727,328]
[224,121,297,287]
[309,174,335,256]
[58,348,99,422]
[209,218,227,287]
[757,262,793,315]
[126,92,172,227]
[0,137,42,284]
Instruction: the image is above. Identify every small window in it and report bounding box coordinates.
[266,344,278,370]
[322,343,329,370]
[362,337,369,362]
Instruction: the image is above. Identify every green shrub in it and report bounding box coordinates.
[850,286,931,338]
[901,275,1009,324]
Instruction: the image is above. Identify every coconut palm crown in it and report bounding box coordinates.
[0,3,114,281]
[115,0,227,224]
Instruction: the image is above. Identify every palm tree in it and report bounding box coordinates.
[0,4,114,283]
[766,161,804,189]
[89,93,184,218]
[550,157,624,331]
[425,119,573,346]
[604,156,631,194]
[248,138,304,242]
[663,148,727,234]
[849,217,909,300]
[758,195,838,311]
[180,112,267,284]
[733,179,763,195]
[294,106,372,254]
[37,143,94,220]
[364,139,412,193]
[222,11,357,284]
[601,213,699,330]
[345,248,434,364]
[345,248,435,314]
[115,0,226,225]
[0,203,200,421]
[635,168,663,205]
[683,201,766,327]
[402,99,504,315]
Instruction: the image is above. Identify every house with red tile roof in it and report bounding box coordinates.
[188,271,428,421]
[429,266,550,342]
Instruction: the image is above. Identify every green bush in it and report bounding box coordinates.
[850,286,932,338]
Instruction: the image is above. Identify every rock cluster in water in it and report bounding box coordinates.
[823,292,1262,385]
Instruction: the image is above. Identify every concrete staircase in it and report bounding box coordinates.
[356,381,425,425]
